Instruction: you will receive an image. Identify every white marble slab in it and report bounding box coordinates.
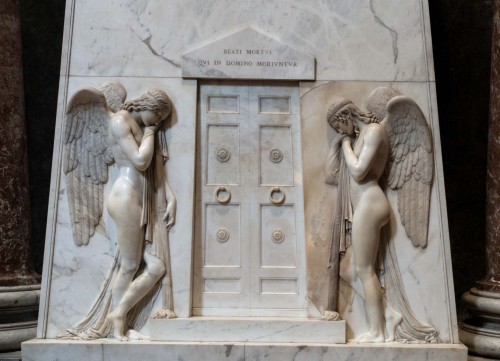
[66,0,433,82]
[22,339,467,361]
[149,317,345,343]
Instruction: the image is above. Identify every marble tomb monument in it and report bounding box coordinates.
[23,0,466,360]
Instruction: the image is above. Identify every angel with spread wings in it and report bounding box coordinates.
[324,87,439,343]
[61,81,176,341]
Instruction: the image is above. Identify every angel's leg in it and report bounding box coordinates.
[107,184,144,340]
[111,251,165,319]
[111,226,143,312]
[384,298,402,342]
[351,195,390,343]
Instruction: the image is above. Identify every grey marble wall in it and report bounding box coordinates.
[19,0,493,318]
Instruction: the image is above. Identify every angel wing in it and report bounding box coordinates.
[365,87,401,121]
[380,93,434,248]
[98,80,127,112]
[63,87,115,246]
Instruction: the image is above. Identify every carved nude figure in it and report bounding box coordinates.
[330,100,391,342]
[105,91,172,340]
[325,87,439,343]
[61,81,176,341]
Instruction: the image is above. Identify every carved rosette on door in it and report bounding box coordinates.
[193,82,308,317]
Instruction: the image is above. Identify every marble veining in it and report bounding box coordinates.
[370,0,398,64]
[149,317,345,343]
[68,0,431,81]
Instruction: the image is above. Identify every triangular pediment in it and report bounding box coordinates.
[182,28,315,80]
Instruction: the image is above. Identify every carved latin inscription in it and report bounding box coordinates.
[182,28,315,80]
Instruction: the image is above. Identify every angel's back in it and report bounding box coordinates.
[107,110,151,210]
[109,110,143,162]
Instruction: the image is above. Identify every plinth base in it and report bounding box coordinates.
[150,317,345,343]
[0,285,40,352]
[22,339,467,361]
[460,325,500,359]
[0,350,21,361]
[460,288,500,358]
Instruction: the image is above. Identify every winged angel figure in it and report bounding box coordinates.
[60,81,176,341]
[324,87,439,343]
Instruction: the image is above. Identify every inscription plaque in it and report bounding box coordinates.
[182,28,315,80]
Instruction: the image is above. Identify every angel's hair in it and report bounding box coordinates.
[351,107,380,124]
[121,88,172,117]
[327,97,380,126]
[326,97,352,126]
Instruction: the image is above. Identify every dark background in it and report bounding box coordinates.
[18,0,494,318]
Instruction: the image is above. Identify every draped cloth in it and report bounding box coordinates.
[326,153,352,313]
[379,227,440,343]
[60,129,172,340]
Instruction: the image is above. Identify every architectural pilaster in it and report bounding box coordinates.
[460,0,500,357]
[0,0,40,352]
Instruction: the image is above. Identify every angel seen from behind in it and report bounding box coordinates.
[324,87,439,343]
[61,81,176,341]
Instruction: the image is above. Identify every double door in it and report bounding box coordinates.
[193,81,307,317]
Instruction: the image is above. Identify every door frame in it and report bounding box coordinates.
[192,80,308,317]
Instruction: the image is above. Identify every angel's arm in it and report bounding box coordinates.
[112,118,156,171]
[342,126,383,182]
[324,137,343,185]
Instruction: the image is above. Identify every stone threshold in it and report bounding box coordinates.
[149,317,345,343]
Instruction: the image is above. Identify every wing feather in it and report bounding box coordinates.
[72,172,83,245]
[79,168,90,244]
[381,94,434,248]
[87,180,95,234]
[63,87,113,246]
[410,180,418,244]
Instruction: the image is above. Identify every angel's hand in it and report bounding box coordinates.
[143,126,156,139]
[163,201,176,230]
[146,124,160,134]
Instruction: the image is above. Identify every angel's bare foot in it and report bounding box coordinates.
[322,311,341,321]
[126,329,150,340]
[384,307,403,342]
[351,331,385,343]
[107,311,128,341]
[151,309,176,319]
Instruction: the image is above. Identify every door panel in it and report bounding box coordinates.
[258,96,291,114]
[206,124,240,185]
[259,125,294,186]
[260,204,297,268]
[204,204,240,267]
[193,84,250,313]
[248,84,305,313]
[194,81,307,317]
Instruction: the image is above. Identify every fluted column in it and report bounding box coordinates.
[460,0,500,357]
[0,0,40,352]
